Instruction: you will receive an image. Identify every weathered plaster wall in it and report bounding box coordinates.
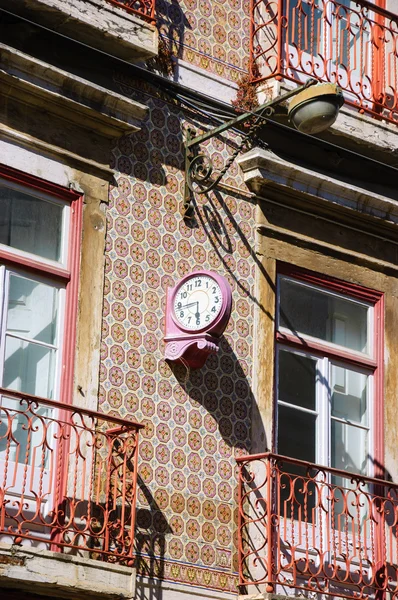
[0,0,158,62]
[99,93,259,592]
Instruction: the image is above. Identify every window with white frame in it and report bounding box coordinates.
[275,267,383,479]
[0,178,69,401]
[287,0,375,108]
[0,168,81,477]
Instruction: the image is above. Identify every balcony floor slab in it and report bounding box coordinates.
[0,0,158,62]
[0,542,136,599]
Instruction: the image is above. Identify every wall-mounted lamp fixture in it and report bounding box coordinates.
[184,79,344,216]
[288,82,344,135]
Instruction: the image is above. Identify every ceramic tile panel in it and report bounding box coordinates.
[156,0,250,81]
[100,97,257,591]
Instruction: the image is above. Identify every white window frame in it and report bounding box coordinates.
[0,169,80,543]
[275,271,380,479]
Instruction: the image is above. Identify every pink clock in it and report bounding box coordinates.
[164,270,232,369]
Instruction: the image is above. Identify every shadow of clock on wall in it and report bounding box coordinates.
[169,337,267,455]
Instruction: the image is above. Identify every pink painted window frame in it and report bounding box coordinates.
[0,164,83,407]
[275,262,385,478]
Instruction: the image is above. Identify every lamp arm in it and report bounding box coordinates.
[183,78,318,211]
[186,78,317,150]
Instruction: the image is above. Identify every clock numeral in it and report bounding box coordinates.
[206,281,209,288]
[188,316,192,324]
[196,318,200,326]
[212,286,217,294]
[205,315,210,322]
[187,284,193,291]
[211,306,217,313]
[180,311,184,318]
[195,279,202,288]
[181,291,187,299]
[177,302,182,309]
[214,296,219,303]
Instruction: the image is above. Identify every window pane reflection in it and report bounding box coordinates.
[278,350,316,410]
[0,183,62,262]
[3,337,55,398]
[331,365,368,427]
[7,275,58,346]
[0,396,53,467]
[279,277,369,353]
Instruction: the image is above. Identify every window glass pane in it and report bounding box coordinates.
[278,350,316,410]
[288,0,323,54]
[3,337,56,398]
[6,274,58,345]
[0,183,63,262]
[331,421,368,475]
[331,365,368,427]
[277,404,317,521]
[278,404,316,462]
[332,0,370,78]
[279,277,369,353]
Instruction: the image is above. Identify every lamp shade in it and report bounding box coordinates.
[288,83,344,134]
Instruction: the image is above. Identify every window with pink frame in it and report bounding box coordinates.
[0,165,82,518]
[275,264,384,479]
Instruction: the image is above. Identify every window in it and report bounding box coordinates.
[0,167,82,404]
[287,0,376,107]
[275,265,384,478]
[0,166,82,521]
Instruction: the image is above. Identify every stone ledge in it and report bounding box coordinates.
[0,43,148,138]
[237,147,398,226]
[0,543,136,599]
[0,0,158,62]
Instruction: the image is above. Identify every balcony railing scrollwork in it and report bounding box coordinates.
[237,452,398,598]
[250,0,398,124]
[105,0,155,22]
[0,388,143,563]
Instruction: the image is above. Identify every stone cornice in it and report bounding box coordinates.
[0,43,148,138]
[0,0,158,62]
[237,147,398,226]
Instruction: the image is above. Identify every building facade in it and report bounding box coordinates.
[1,1,398,600]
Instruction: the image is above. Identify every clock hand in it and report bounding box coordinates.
[195,302,200,321]
[180,301,199,310]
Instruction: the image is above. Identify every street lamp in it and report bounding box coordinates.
[184,79,344,214]
[288,82,344,134]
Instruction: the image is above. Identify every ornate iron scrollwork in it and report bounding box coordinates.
[183,78,318,215]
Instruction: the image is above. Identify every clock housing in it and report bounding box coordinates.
[172,273,224,333]
[165,271,232,369]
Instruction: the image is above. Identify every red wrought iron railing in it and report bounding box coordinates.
[105,0,155,23]
[0,388,142,562]
[250,0,398,124]
[237,452,398,598]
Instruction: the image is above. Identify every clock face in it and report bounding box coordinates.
[173,275,223,331]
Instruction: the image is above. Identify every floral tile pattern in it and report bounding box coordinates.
[156,0,251,81]
[100,96,257,590]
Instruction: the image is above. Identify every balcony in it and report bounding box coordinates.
[0,0,158,62]
[237,452,398,599]
[250,0,398,125]
[105,0,155,22]
[0,388,142,562]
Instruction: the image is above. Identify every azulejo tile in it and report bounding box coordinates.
[102,98,256,589]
